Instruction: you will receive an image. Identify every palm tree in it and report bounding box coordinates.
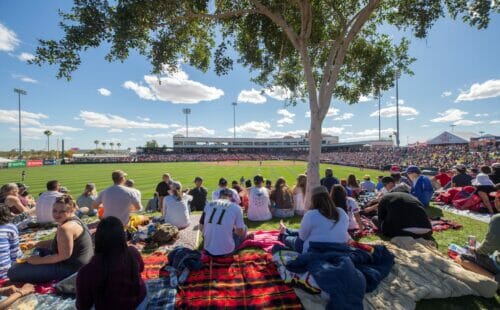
[101,142,106,149]
[117,142,121,150]
[109,142,114,150]
[43,130,53,153]
[94,140,99,149]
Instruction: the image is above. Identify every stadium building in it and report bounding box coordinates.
[166,135,393,153]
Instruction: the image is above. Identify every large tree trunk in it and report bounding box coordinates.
[305,113,322,209]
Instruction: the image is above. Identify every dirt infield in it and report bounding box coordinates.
[203,160,305,167]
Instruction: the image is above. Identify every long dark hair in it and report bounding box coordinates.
[95,216,140,302]
[331,184,347,213]
[311,192,339,221]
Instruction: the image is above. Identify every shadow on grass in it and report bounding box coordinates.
[416,295,500,310]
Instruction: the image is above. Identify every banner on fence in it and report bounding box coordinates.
[7,160,26,168]
[27,160,43,167]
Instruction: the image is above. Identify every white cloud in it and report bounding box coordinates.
[385,98,405,107]
[108,128,123,133]
[277,109,295,118]
[79,111,171,129]
[406,117,416,121]
[276,109,295,126]
[172,126,214,137]
[456,79,500,102]
[9,127,44,140]
[430,108,468,123]
[12,74,38,84]
[264,86,292,100]
[359,95,373,102]
[370,106,419,118]
[237,88,267,104]
[334,113,354,121]
[441,91,452,97]
[474,113,489,117]
[144,133,172,139]
[0,23,19,52]
[353,128,395,136]
[17,52,35,62]
[323,127,344,135]
[232,121,271,134]
[46,125,82,132]
[421,124,429,128]
[453,119,482,126]
[97,88,111,96]
[0,109,48,126]
[306,108,340,118]
[123,66,224,104]
[137,116,150,122]
[258,129,307,139]
[489,120,500,124]
[341,124,352,127]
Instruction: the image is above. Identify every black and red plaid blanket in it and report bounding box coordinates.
[175,252,303,309]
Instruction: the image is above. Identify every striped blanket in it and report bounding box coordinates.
[175,252,303,309]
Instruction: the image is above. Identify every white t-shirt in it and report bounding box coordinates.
[95,185,141,225]
[129,187,144,211]
[202,200,245,256]
[247,186,272,221]
[163,195,192,229]
[299,208,349,253]
[346,197,361,230]
[294,191,306,214]
[35,191,63,223]
[211,188,241,205]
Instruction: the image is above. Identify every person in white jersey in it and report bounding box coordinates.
[200,188,247,256]
[92,170,142,226]
[247,175,272,221]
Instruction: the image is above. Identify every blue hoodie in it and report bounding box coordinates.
[411,175,434,207]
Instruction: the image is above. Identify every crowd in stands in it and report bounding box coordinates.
[66,144,498,171]
[0,160,499,308]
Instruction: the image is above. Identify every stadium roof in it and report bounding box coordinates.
[427,131,478,145]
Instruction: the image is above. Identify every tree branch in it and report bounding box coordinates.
[168,9,256,23]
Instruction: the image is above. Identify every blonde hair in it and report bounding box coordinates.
[0,183,18,199]
[54,194,77,211]
[293,174,307,195]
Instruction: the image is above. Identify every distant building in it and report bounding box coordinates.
[427,131,478,145]
[470,134,500,148]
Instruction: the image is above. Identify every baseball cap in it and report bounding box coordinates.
[218,178,228,186]
[59,186,70,193]
[363,175,370,180]
[390,166,401,172]
[404,165,421,174]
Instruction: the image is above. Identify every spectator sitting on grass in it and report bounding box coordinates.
[320,168,339,193]
[199,188,247,256]
[473,173,498,215]
[331,185,364,231]
[247,175,272,222]
[76,183,98,217]
[163,181,192,229]
[188,177,207,212]
[360,175,376,193]
[452,165,472,187]
[0,183,32,216]
[293,174,307,216]
[270,177,295,218]
[279,186,349,253]
[0,204,22,280]
[35,180,63,223]
[456,214,499,283]
[406,165,434,207]
[212,178,241,205]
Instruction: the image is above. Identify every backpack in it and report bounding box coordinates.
[152,223,179,244]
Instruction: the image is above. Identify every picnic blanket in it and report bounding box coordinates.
[145,278,176,310]
[8,293,76,310]
[434,204,492,223]
[350,216,463,238]
[140,251,169,281]
[237,230,285,253]
[175,252,303,309]
[363,237,498,310]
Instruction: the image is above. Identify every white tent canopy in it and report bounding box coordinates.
[0,157,14,163]
[427,131,478,145]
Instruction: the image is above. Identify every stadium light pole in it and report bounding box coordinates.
[394,69,401,148]
[182,108,191,137]
[14,88,27,159]
[232,102,237,139]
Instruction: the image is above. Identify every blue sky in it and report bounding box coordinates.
[0,1,499,151]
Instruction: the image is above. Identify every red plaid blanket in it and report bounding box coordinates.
[176,252,303,309]
[140,251,168,280]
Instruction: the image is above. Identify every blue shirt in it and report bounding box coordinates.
[320,176,340,193]
[376,182,384,191]
[411,175,434,207]
[0,224,21,279]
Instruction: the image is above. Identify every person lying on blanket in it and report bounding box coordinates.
[199,188,247,256]
[279,186,349,253]
[371,188,432,239]
[76,216,147,310]
[456,213,500,283]
[8,195,94,284]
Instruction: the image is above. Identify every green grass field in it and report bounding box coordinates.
[0,160,498,308]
